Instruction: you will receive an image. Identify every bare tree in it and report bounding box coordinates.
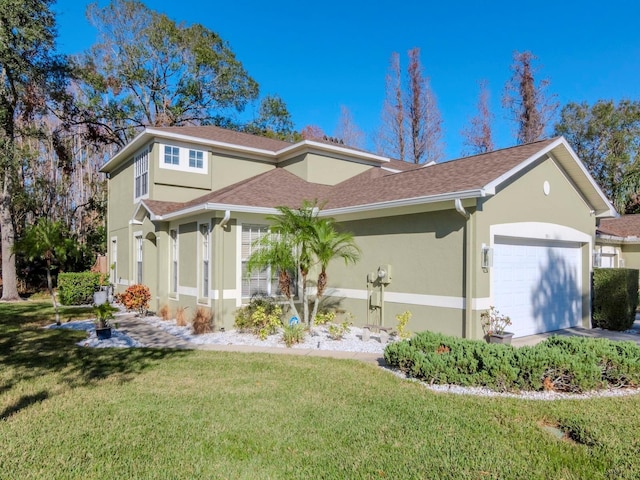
[503,51,558,144]
[334,105,364,148]
[301,125,325,140]
[375,52,406,160]
[461,80,494,155]
[376,49,444,163]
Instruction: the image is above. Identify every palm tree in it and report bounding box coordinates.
[15,218,73,325]
[246,201,360,327]
[309,218,360,326]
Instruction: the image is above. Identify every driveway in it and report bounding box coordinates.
[512,316,640,347]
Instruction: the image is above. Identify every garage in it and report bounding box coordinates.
[492,237,583,337]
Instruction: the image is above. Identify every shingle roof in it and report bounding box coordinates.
[140,137,559,218]
[598,216,640,238]
[150,125,292,152]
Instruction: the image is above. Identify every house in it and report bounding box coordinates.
[595,215,640,269]
[100,126,616,339]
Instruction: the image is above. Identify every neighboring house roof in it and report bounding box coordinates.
[136,136,617,222]
[597,215,640,239]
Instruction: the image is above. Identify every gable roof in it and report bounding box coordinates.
[101,125,391,173]
[137,136,616,221]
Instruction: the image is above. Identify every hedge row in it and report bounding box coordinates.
[592,268,639,331]
[384,331,640,393]
[58,272,105,305]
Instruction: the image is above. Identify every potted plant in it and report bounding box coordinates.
[94,302,117,340]
[481,306,514,344]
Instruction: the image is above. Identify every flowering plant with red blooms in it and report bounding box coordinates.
[115,284,151,316]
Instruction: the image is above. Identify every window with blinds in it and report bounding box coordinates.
[200,224,210,298]
[241,225,278,298]
[170,229,178,294]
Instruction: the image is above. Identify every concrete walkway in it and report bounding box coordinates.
[115,315,385,365]
[512,317,640,347]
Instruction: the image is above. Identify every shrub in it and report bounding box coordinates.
[158,304,171,321]
[593,268,639,330]
[314,311,336,325]
[175,307,188,326]
[115,284,151,316]
[327,320,351,340]
[384,331,640,393]
[94,302,118,328]
[395,310,412,339]
[235,296,283,340]
[58,272,103,305]
[192,307,213,334]
[282,323,306,347]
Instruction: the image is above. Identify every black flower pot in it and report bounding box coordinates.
[96,327,112,340]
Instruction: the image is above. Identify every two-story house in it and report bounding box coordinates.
[101,126,615,339]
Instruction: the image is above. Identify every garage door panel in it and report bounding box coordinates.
[493,239,582,337]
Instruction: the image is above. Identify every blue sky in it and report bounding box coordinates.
[53,0,640,160]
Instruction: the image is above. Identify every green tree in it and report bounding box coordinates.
[74,0,260,146]
[246,202,360,328]
[0,0,69,300]
[554,100,640,213]
[15,219,74,325]
[244,94,299,142]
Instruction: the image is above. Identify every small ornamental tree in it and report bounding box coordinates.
[115,284,151,316]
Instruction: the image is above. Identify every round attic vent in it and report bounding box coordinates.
[543,181,550,196]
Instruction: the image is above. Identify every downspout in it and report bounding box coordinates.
[216,210,231,329]
[454,198,473,339]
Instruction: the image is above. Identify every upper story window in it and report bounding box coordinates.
[164,146,180,165]
[134,148,149,199]
[158,143,207,174]
[189,150,204,169]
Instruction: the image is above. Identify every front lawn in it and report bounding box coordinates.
[1,302,640,479]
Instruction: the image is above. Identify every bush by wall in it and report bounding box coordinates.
[592,268,639,331]
[384,331,640,393]
[58,272,103,305]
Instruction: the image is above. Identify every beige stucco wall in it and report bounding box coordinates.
[281,152,373,185]
[621,244,640,270]
[326,210,467,335]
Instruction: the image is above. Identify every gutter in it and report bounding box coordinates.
[217,210,231,328]
[455,198,473,339]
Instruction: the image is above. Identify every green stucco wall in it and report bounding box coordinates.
[281,152,373,185]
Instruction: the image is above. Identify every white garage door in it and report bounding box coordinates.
[492,237,583,337]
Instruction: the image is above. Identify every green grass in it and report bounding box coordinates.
[2,302,640,479]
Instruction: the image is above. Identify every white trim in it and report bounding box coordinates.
[327,288,491,311]
[178,286,198,297]
[212,289,240,300]
[490,222,591,244]
[117,279,129,286]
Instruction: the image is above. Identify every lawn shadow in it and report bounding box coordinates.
[0,302,191,405]
[0,391,49,420]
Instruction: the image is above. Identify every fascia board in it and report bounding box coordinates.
[157,203,279,221]
[275,140,390,164]
[558,138,617,217]
[321,189,488,216]
[100,130,149,172]
[482,138,564,193]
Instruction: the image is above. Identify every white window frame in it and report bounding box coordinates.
[198,222,211,302]
[170,229,178,297]
[163,145,180,165]
[158,143,207,174]
[134,233,143,285]
[134,147,149,200]
[240,224,279,301]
